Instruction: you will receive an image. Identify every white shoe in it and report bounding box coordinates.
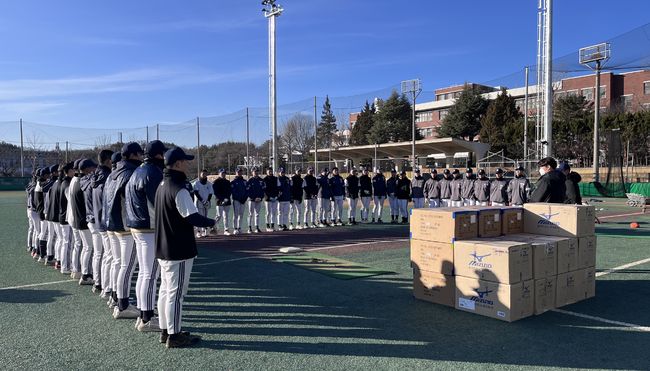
[288,224,294,230]
[134,317,142,329]
[137,317,162,332]
[61,270,71,275]
[266,228,274,232]
[78,277,93,286]
[224,230,231,236]
[107,297,117,308]
[113,305,139,319]
[318,223,325,228]
[233,229,240,235]
[100,291,109,299]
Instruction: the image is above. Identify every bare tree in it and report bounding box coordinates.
[280,113,315,165]
[25,133,43,174]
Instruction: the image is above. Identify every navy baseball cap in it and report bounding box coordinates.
[515,165,525,171]
[121,142,144,157]
[164,147,194,167]
[80,158,98,170]
[111,152,122,163]
[218,168,226,173]
[443,168,450,174]
[321,167,329,173]
[558,162,571,172]
[40,166,51,176]
[452,169,460,174]
[478,169,486,175]
[145,140,168,158]
[279,167,285,173]
[495,168,504,174]
[466,168,473,173]
[49,164,59,174]
[35,168,43,177]
[62,162,75,172]
[73,159,82,170]
[432,169,437,174]
[414,168,421,173]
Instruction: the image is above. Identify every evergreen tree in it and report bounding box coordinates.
[350,101,375,146]
[552,95,593,162]
[316,95,337,148]
[479,87,522,155]
[437,84,489,140]
[368,91,419,144]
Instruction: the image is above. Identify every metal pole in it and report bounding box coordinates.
[412,90,416,169]
[269,11,278,173]
[524,67,529,160]
[593,61,601,183]
[246,107,250,176]
[65,141,69,163]
[536,1,543,158]
[374,143,378,172]
[542,0,553,158]
[156,124,159,140]
[196,116,200,177]
[19,119,24,176]
[146,126,149,142]
[314,96,318,171]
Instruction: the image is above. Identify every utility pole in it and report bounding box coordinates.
[314,95,318,171]
[542,0,553,158]
[19,119,24,176]
[524,67,529,160]
[146,126,149,142]
[65,141,69,163]
[196,116,200,177]
[156,124,160,140]
[246,107,250,175]
[402,79,422,169]
[263,0,283,173]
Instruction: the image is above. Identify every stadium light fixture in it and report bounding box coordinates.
[401,79,422,170]
[262,0,283,173]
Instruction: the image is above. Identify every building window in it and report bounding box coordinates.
[554,91,566,100]
[581,88,593,101]
[600,86,606,100]
[644,81,650,95]
[418,127,434,138]
[622,94,633,110]
[439,109,449,120]
[416,111,433,123]
[436,94,444,101]
[642,103,650,110]
[567,89,579,97]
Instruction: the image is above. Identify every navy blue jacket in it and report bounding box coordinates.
[317,174,332,199]
[278,175,292,202]
[386,176,398,197]
[230,177,247,203]
[290,174,303,201]
[264,175,279,200]
[92,165,110,231]
[80,173,95,224]
[246,176,266,201]
[345,175,359,198]
[126,158,163,229]
[104,159,141,232]
[213,177,232,205]
[359,174,372,197]
[372,174,387,197]
[329,175,345,197]
[303,174,318,199]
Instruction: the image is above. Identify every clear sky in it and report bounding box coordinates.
[0,0,648,129]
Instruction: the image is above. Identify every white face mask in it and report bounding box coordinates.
[539,167,547,176]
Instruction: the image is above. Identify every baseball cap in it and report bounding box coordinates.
[62,162,75,172]
[73,159,82,170]
[558,162,571,172]
[145,140,168,158]
[218,168,226,173]
[466,168,473,173]
[49,164,59,174]
[414,168,421,173]
[443,168,450,174]
[35,168,43,177]
[164,147,195,167]
[111,152,122,164]
[279,167,285,173]
[121,142,144,157]
[432,169,437,174]
[452,169,460,174]
[515,165,525,171]
[400,170,407,175]
[321,167,329,173]
[495,168,504,174]
[478,169,486,175]
[80,158,98,170]
[40,166,51,176]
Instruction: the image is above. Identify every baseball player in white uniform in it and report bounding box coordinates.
[191,170,213,238]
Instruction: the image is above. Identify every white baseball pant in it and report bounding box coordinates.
[398,199,408,219]
[58,224,72,273]
[116,233,137,302]
[248,201,262,228]
[413,197,425,209]
[477,201,489,206]
[30,211,41,251]
[71,228,82,273]
[331,196,344,222]
[372,196,386,220]
[441,199,451,208]
[265,200,278,226]
[46,221,57,257]
[133,230,160,312]
[388,196,399,217]
[27,209,35,250]
[196,202,209,236]
[347,197,358,220]
[101,231,113,293]
[158,257,194,335]
[463,198,476,206]
[78,228,93,276]
[289,200,303,226]
[451,200,463,207]
[108,232,121,295]
[37,219,49,257]
[318,198,331,222]
[428,199,440,208]
[304,198,317,225]
[278,201,290,226]
[232,201,245,230]
[216,204,231,232]
[88,222,104,287]
[50,222,61,260]
[360,197,371,220]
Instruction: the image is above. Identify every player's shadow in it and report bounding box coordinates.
[0,288,70,303]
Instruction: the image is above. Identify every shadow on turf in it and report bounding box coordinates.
[0,289,70,303]
[177,255,650,369]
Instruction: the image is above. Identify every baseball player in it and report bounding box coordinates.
[289,168,304,230]
[410,168,425,209]
[126,140,167,331]
[316,168,332,227]
[26,171,37,253]
[263,167,279,232]
[212,169,232,235]
[66,159,85,278]
[44,165,62,266]
[359,168,372,223]
[423,169,440,208]
[490,168,509,206]
[230,168,247,235]
[246,167,265,234]
[34,166,54,261]
[302,167,318,228]
[386,170,399,222]
[508,166,531,206]
[461,168,476,206]
[155,147,215,348]
[439,169,452,207]
[450,169,463,207]
[396,170,411,223]
[58,162,75,275]
[277,167,291,231]
[371,170,387,223]
[329,167,345,226]
[344,168,360,225]
[88,150,114,295]
[191,170,213,238]
[95,151,118,298]
[74,159,97,286]
[105,142,144,319]
[474,169,491,206]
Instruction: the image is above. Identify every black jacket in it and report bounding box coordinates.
[263,175,279,200]
[92,165,111,231]
[45,178,62,222]
[278,175,292,202]
[345,175,359,199]
[396,177,411,200]
[59,176,72,225]
[564,171,582,205]
[126,158,164,229]
[303,174,318,199]
[530,170,567,203]
[71,176,89,230]
[290,174,303,201]
[317,174,332,199]
[213,177,232,205]
[104,159,141,232]
[81,173,94,224]
[329,175,345,197]
[231,177,247,204]
[155,169,215,261]
[359,174,372,197]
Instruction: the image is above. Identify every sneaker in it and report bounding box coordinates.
[71,272,82,280]
[92,285,102,294]
[160,330,191,344]
[79,276,93,286]
[107,297,117,308]
[317,223,325,228]
[195,232,202,239]
[61,270,71,275]
[44,259,54,266]
[336,220,343,226]
[113,305,139,319]
[295,224,302,230]
[138,317,162,332]
[54,261,61,270]
[255,227,261,234]
[233,229,240,235]
[224,230,231,236]
[288,224,294,230]
[135,317,142,329]
[100,291,110,299]
[281,225,288,231]
[37,256,44,262]
[247,227,253,234]
[166,332,201,348]
[377,219,383,224]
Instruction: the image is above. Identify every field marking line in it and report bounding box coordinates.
[0,279,74,291]
[596,257,650,277]
[309,238,410,252]
[194,256,257,267]
[552,309,650,332]
[598,211,646,220]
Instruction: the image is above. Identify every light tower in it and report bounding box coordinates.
[535,0,553,159]
[401,79,422,170]
[262,0,283,172]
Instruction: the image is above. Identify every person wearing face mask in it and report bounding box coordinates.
[386,169,400,219]
[461,168,476,206]
[474,169,490,206]
[450,169,463,207]
[192,169,214,238]
[559,162,582,205]
[530,157,566,203]
[396,171,411,223]
[410,168,425,209]
[213,169,232,235]
[423,169,440,208]
[439,169,453,207]
[508,166,531,206]
[489,168,509,206]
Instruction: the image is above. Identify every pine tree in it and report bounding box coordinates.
[316,95,337,148]
[350,101,375,146]
[552,95,593,162]
[479,87,522,154]
[368,91,419,144]
[437,84,489,140]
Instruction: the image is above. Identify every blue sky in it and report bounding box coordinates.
[0,0,649,130]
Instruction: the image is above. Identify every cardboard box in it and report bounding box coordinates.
[455,275,534,322]
[523,203,595,237]
[578,236,597,269]
[528,235,578,274]
[461,206,502,238]
[534,277,556,315]
[502,207,524,235]
[410,239,454,275]
[578,266,596,301]
[410,208,478,243]
[556,270,580,307]
[413,268,455,307]
[453,240,532,284]
[531,241,557,278]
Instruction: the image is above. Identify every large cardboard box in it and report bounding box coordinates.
[578,266,596,301]
[556,270,580,307]
[410,239,454,275]
[461,206,502,238]
[529,235,578,274]
[453,240,532,284]
[410,208,478,243]
[413,268,455,307]
[523,203,595,237]
[578,236,597,269]
[531,241,557,278]
[502,207,524,235]
[534,277,556,315]
[455,275,534,322]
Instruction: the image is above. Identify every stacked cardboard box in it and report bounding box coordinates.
[410,203,596,322]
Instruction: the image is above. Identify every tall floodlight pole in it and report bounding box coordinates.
[524,67,529,160]
[580,42,611,183]
[542,0,553,158]
[19,119,24,176]
[246,107,250,175]
[402,79,422,169]
[262,0,283,173]
[314,96,318,171]
[196,116,200,177]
